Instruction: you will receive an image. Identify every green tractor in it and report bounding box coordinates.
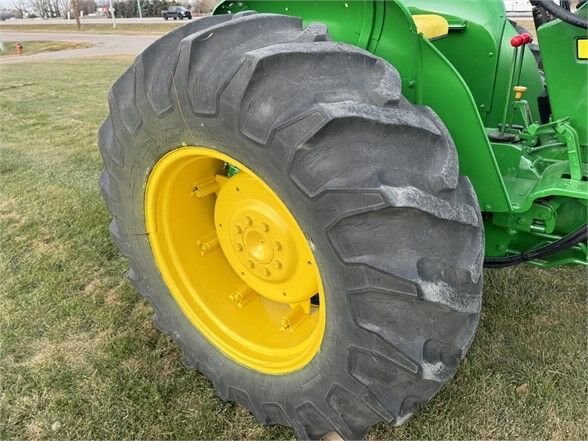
[98,0,587,438]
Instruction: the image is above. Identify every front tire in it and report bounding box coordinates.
[99,13,484,440]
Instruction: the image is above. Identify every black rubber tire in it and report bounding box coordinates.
[99,13,484,440]
[163,15,168,20]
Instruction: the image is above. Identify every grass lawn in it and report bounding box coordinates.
[0,40,92,57]
[0,22,187,34]
[0,57,586,440]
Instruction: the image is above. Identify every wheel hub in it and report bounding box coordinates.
[215,172,318,305]
[243,228,273,264]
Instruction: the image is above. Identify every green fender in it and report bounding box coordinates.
[214,0,512,211]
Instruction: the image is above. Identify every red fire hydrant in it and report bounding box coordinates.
[15,43,23,55]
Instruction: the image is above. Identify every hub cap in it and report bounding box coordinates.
[215,172,318,305]
[145,147,325,374]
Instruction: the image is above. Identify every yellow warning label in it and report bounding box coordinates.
[578,38,588,60]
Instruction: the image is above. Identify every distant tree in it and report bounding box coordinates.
[143,0,153,16]
[146,0,165,17]
[195,0,216,13]
[10,0,28,18]
[72,0,80,29]
[30,0,49,18]
[49,0,62,17]
[79,0,96,14]
[112,0,139,18]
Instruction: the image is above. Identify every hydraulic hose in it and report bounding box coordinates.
[484,224,588,268]
[531,0,588,29]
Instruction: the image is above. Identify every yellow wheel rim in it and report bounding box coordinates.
[145,147,325,374]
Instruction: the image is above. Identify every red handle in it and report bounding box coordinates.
[511,33,533,48]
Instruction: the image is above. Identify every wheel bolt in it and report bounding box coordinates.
[273,241,281,250]
[272,260,282,269]
[261,222,269,232]
[247,260,255,268]
[236,243,243,252]
[262,267,271,276]
[243,216,252,226]
[234,225,242,234]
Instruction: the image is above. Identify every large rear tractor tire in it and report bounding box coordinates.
[99,13,484,440]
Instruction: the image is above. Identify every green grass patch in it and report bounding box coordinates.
[0,22,186,34]
[0,40,92,56]
[0,57,586,440]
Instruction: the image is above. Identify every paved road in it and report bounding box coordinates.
[0,31,159,64]
[2,16,204,25]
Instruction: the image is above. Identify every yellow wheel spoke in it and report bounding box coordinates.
[280,304,308,333]
[229,284,258,309]
[192,174,229,198]
[214,174,229,186]
[196,231,219,256]
[290,300,312,315]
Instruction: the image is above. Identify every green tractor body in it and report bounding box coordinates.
[215,0,588,267]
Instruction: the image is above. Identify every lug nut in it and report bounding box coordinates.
[262,267,271,276]
[247,260,255,268]
[261,222,269,232]
[234,225,243,234]
[236,243,243,252]
[243,216,252,226]
[272,260,282,269]
[273,241,281,250]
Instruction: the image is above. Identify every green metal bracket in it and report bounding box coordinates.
[486,197,587,267]
[556,124,583,181]
[511,100,532,130]
[492,200,559,235]
[526,119,584,181]
[226,164,241,177]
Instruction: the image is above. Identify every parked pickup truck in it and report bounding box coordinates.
[162,6,192,20]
